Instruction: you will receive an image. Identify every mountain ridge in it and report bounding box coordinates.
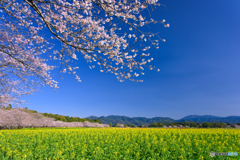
[86,115,240,125]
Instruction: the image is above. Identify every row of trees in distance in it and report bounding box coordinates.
[0,107,109,129]
[0,105,101,124]
[148,122,240,128]
[41,112,101,124]
[111,122,240,128]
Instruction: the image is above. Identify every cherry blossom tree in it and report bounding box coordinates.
[0,0,169,106]
[0,107,109,129]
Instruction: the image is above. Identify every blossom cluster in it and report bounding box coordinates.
[0,0,169,105]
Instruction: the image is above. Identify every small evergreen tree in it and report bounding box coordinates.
[158,123,163,127]
[150,123,158,127]
[7,104,12,109]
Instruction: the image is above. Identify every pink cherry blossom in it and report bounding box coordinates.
[0,0,169,106]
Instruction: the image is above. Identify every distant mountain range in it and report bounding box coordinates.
[86,115,240,125]
[178,115,240,124]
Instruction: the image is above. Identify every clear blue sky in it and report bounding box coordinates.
[21,0,240,120]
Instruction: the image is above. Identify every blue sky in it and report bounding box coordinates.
[21,0,240,120]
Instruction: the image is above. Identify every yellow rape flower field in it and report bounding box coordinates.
[0,128,239,159]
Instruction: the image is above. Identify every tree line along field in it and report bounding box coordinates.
[0,106,102,125]
[0,128,239,159]
[0,107,109,129]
